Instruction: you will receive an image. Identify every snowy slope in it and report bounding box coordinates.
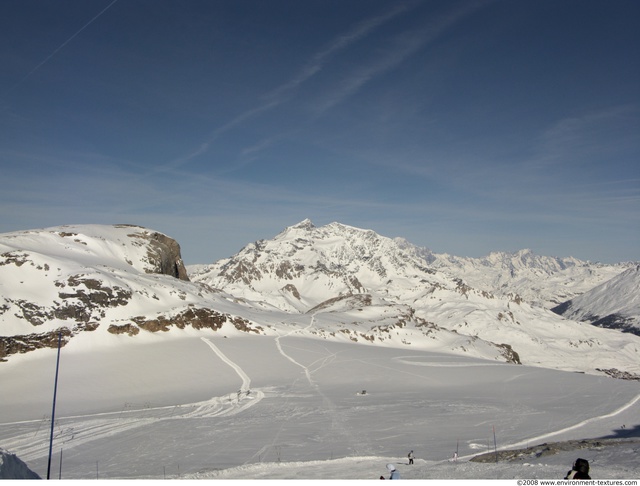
[552,265,640,336]
[0,335,638,480]
[0,224,266,359]
[1,222,640,480]
[1,221,639,377]
[189,220,640,377]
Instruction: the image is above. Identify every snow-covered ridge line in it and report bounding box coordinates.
[1,221,639,379]
[188,219,640,377]
[552,265,640,336]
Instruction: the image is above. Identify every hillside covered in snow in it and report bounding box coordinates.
[1,220,639,480]
[1,220,639,378]
[552,265,640,336]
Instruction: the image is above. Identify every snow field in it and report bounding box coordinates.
[1,326,639,480]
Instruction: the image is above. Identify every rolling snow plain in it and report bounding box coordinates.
[1,323,639,480]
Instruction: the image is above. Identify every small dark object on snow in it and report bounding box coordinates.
[564,458,591,480]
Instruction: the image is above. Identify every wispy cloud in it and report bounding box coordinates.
[163,2,420,171]
[313,0,494,114]
[264,1,417,105]
[533,104,639,168]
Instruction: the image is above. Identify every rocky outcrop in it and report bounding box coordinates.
[0,324,98,362]
[496,343,521,364]
[127,228,189,281]
[107,323,140,336]
[595,368,640,381]
[0,225,195,361]
[130,307,262,334]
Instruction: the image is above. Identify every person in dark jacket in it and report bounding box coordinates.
[564,458,591,479]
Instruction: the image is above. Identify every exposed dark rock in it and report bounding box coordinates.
[219,260,262,285]
[145,232,190,281]
[454,278,472,297]
[307,293,372,313]
[131,308,261,334]
[0,327,72,361]
[13,300,52,326]
[348,275,365,293]
[60,276,132,308]
[0,251,29,267]
[275,261,304,280]
[281,284,301,300]
[496,343,521,364]
[107,323,140,336]
[595,368,640,381]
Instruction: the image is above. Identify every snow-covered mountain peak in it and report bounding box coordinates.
[2,221,639,379]
[193,221,441,312]
[289,218,315,231]
[187,221,640,377]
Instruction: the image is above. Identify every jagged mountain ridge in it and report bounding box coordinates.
[393,239,632,309]
[552,265,640,336]
[190,219,459,313]
[189,220,640,377]
[189,219,632,312]
[1,221,639,378]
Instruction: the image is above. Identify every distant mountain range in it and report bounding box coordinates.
[1,220,638,379]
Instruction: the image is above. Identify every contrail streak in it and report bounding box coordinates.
[5,0,119,96]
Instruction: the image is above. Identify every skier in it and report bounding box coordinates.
[408,450,414,465]
[564,458,591,480]
[385,463,400,479]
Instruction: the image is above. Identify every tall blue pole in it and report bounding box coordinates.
[47,332,62,480]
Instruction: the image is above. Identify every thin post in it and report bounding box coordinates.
[493,425,498,463]
[58,448,63,480]
[47,332,63,480]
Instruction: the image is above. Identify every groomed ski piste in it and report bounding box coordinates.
[1,316,639,480]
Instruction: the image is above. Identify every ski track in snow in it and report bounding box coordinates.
[458,391,640,461]
[274,315,319,386]
[498,392,640,453]
[1,336,265,462]
[180,337,264,419]
[272,315,372,456]
[3,331,639,471]
[200,336,251,391]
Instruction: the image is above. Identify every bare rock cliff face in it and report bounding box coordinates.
[147,232,190,281]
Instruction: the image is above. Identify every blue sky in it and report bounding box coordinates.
[1,0,638,264]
